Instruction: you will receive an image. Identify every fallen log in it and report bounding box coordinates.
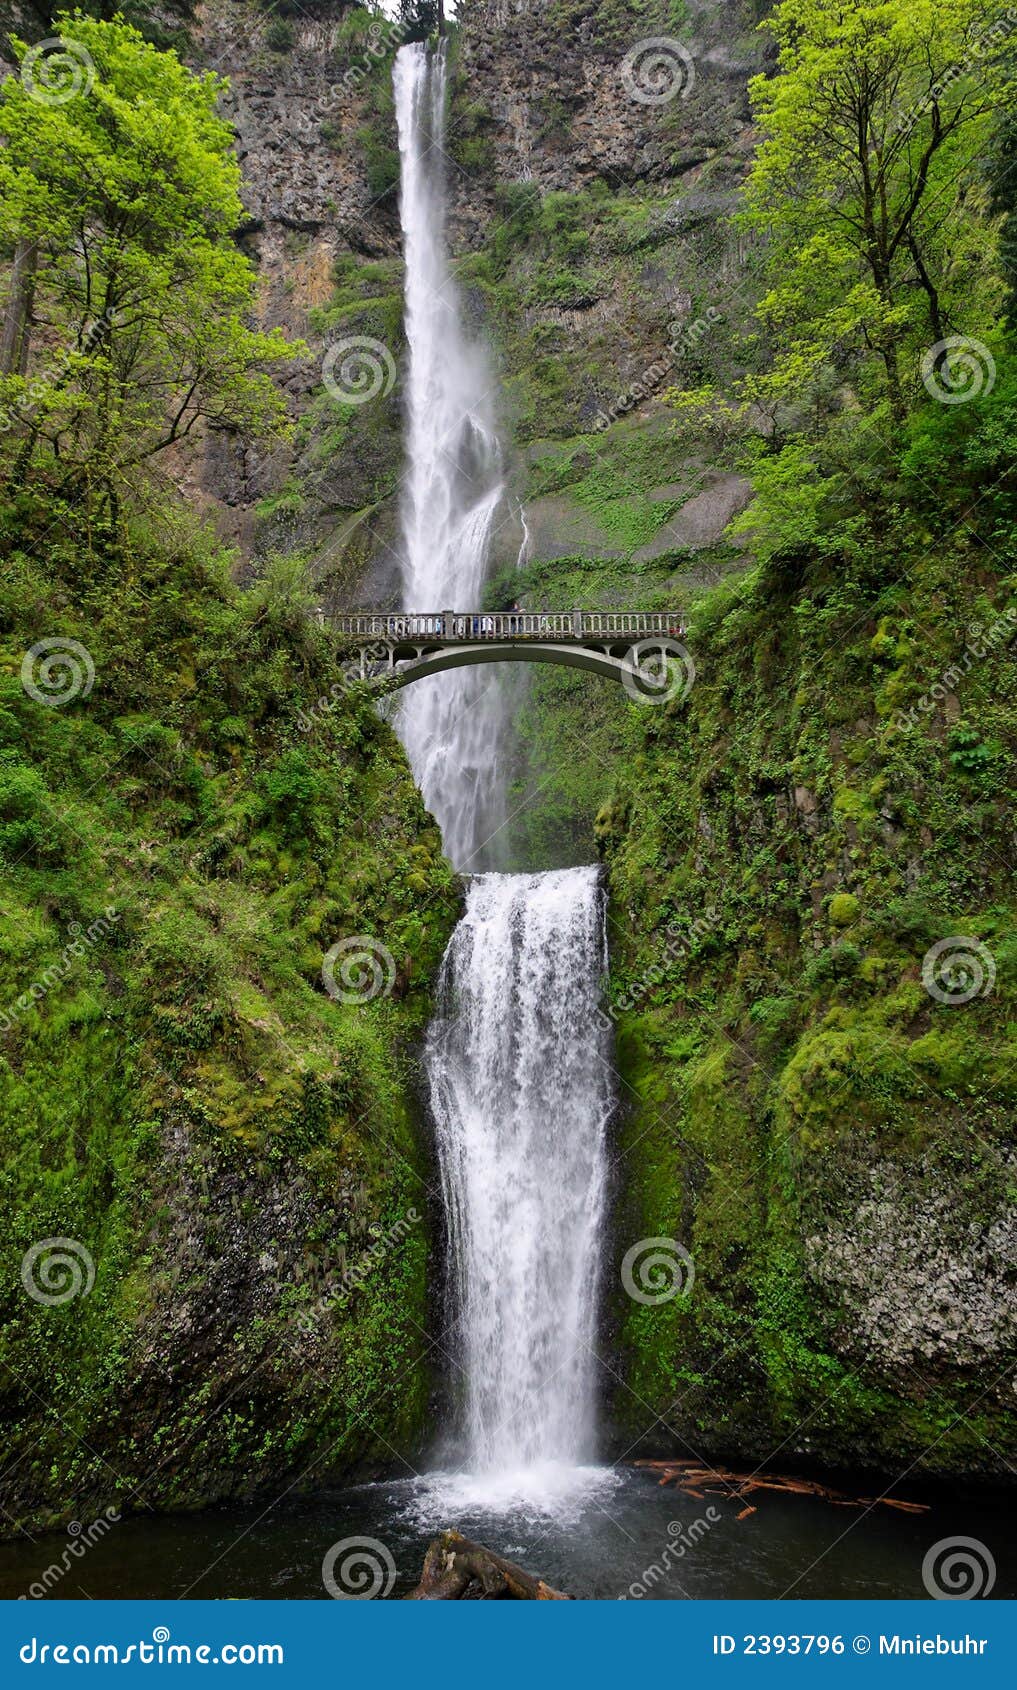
[632,1460,929,1515]
[406,1530,572,1600]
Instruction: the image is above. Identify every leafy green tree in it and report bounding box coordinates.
[0,11,296,521]
[1,1,197,51]
[398,0,441,44]
[743,0,1014,419]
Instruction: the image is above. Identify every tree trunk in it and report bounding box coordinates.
[882,341,906,424]
[0,239,38,376]
[406,1531,572,1600]
[906,231,946,346]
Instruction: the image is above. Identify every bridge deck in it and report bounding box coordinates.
[323,610,685,645]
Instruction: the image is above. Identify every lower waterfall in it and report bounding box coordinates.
[420,867,615,1512]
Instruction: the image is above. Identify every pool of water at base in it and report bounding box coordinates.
[0,1468,1013,1601]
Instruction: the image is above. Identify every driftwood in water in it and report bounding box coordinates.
[633,1460,929,1515]
[406,1530,572,1600]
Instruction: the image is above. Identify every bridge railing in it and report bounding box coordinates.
[324,610,685,642]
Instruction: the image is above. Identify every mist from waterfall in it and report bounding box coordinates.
[392,41,513,871]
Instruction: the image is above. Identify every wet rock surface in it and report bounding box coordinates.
[806,1157,1017,1386]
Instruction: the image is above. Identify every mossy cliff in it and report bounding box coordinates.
[599,533,1017,1477]
[0,501,458,1532]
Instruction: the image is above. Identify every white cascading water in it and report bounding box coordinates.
[393,41,511,871]
[392,43,616,1514]
[424,870,613,1508]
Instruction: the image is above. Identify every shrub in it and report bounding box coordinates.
[265,17,295,51]
[828,892,860,927]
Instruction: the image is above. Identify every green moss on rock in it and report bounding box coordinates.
[602,540,1017,1478]
[0,504,459,1534]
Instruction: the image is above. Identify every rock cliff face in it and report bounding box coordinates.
[447,0,763,572]
[185,0,764,589]
[452,0,758,201]
[182,1,399,556]
[199,7,382,248]
[805,1158,1017,1381]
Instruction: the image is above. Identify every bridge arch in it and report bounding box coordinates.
[325,610,693,702]
[375,641,643,690]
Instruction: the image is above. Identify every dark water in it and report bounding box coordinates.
[0,1469,1012,1601]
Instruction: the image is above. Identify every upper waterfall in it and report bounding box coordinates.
[392,41,514,870]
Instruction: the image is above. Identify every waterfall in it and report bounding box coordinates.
[423,868,614,1510]
[391,43,616,1516]
[393,41,512,871]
